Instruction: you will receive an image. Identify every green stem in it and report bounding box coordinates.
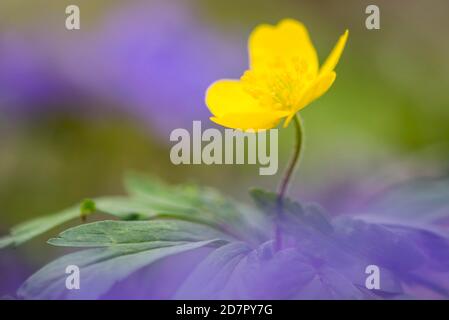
[274,114,304,249]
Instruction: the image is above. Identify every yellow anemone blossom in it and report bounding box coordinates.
[206,19,348,130]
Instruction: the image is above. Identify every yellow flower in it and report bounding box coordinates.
[206,19,348,130]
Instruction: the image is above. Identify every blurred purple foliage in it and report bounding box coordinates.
[0,2,245,135]
[14,179,449,300]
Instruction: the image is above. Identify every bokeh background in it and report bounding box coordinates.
[1,0,449,296]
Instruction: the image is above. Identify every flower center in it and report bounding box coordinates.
[241,56,315,111]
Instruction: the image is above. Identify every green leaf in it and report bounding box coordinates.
[124,173,263,239]
[18,239,223,299]
[92,195,253,242]
[0,205,81,248]
[124,172,200,211]
[18,212,230,299]
[1,173,261,249]
[0,196,158,249]
[0,196,151,249]
[249,188,279,216]
[250,188,304,216]
[47,220,231,247]
[0,237,13,249]
[249,188,333,234]
[125,172,239,219]
[93,196,158,220]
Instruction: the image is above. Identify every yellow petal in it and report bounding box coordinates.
[283,71,336,128]
[206,79,289,130]
[248,19,319,75]
[211,110,288,131]
[282,113,297,128]
[303,71,337,106]
[205,80,261,118]
[319,29,348,76]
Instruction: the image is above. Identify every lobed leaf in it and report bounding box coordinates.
[18,240,223,299]
[0,205,81,248]
[175,240,386,299]
[47,220,231,247]
[250,188,333,234]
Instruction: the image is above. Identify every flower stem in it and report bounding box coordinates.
[274,114,304,250]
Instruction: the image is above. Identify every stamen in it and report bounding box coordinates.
[241,56,313,111]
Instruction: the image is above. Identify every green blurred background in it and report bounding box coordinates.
[1,0,449,272]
